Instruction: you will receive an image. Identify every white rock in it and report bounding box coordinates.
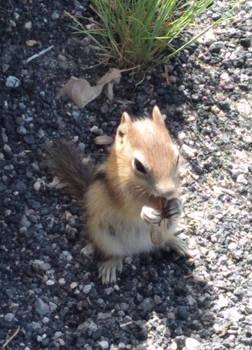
[98,340,109,349]
[216,294,229,309]
[220,72,231,82]
[58,278,66,286]
[90,125,100,134]
[236,99,251,117]
[228,242,238,251]
[33,179,41,191]
[181,144,197,158]
[213,323,223,333]
[170,341,178,350]
[24,21,32,30]
[199,28,216,44]
[236,174,247,184]
[70,282,78,289]
[222,308,243,322]
[46,279,55,286]
[185,337,201,350]
[178,131,187,142]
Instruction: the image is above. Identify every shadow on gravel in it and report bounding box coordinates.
[64,250,215,349]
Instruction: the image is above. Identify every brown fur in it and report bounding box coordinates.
[45,106,186,284]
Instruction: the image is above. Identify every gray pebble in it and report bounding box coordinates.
[209,42,224,53]
[120,303,129,311]
[6,76,21,88]
[30,321,41,330]
[24,134,35,145]
[21,215,31,229]
[140,298,153,312]
[42,317,50,324]
[32,259,51,272]
[61,250,72,261]
[3,144,12,155]
[15,180,26,192]
[49,302,57,312]
[17,126,27,135]
[54,331,64,339]
[191,94,200,102]
[90,125,103,135]
[34,298,50,316]
[176,306,189,320]
[83,284,92,294]
[51,10,60,20]
[97,312,110,320]
[5,313,15,322]
[10,20,16,27]
[2,64,9,72]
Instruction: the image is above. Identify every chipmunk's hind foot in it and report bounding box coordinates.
[165,236,191,258]
[99,258,123,284]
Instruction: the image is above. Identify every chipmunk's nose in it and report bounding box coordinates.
[156,183,177,199]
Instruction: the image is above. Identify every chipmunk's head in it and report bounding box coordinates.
[113,105,181,201]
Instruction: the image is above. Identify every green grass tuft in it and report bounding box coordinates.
[71,0,225,69]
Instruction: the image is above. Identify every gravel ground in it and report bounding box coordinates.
[0,1,251,349]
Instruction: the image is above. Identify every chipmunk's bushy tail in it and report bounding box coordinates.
[45,139,95,201]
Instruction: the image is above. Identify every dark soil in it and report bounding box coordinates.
[0,1,251,349]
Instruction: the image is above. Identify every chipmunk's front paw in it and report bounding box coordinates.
[98,258,123,284]
[141,205,162,225]
[163,198,182,219]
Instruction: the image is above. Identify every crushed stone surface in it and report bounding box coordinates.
[0,1,251,349]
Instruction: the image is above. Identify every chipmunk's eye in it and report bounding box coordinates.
[118,130,124,138]
[133,158,147,175]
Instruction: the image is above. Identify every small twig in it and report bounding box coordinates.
[26,45,54,63]
[2,326,20,349]
[164,65,171,85]
[81,59,108,71]
[120,321,133,328]
[87,296,92,305]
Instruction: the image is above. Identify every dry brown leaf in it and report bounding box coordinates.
[63,77,103,108]
[94,135,113,145]
[104,82,114,101]
[63,68,122,108]
[96,68,121,85]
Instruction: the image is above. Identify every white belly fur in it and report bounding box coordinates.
[100,217,155,257]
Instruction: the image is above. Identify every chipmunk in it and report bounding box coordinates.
[45,106,188,284]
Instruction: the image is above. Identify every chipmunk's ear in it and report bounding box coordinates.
[152,105,164,125]
[120,111,132,126]
[117,111,132,139]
